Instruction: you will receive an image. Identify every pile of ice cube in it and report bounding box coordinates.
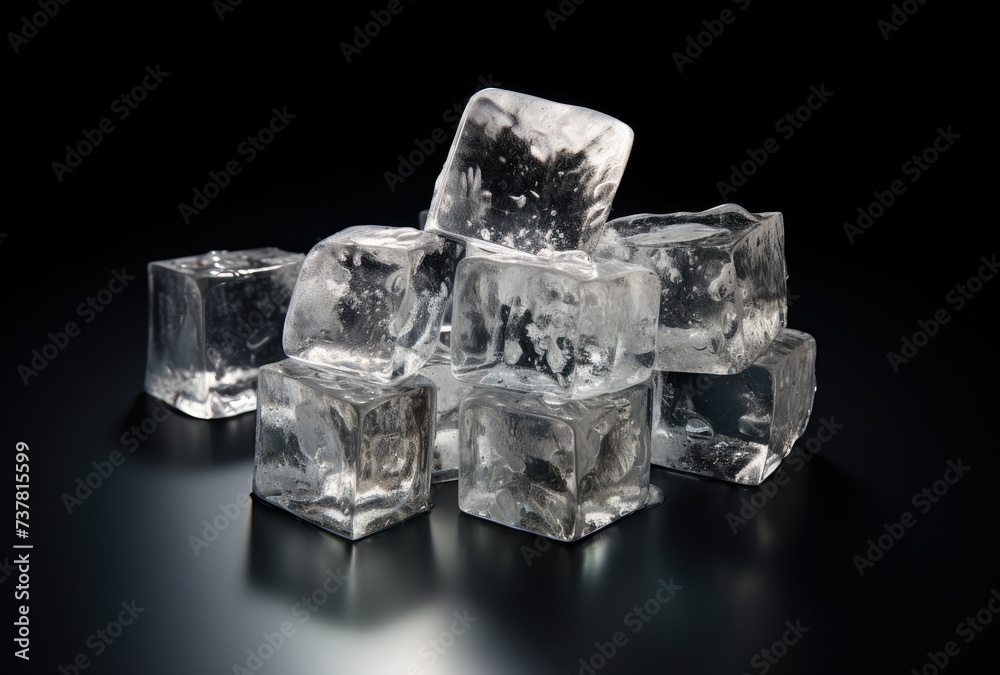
[144,88,816,542]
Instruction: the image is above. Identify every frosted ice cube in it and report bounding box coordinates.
[451,252,659,399]
[596,204,787,374]
[144,247,303,419]
[459,381,656,541]
[425,88,633,256]
[418,209,463,338]
[652,329,817,485]
[417,345,474,482]
[283,226,461,383]
[438,243,497,350]
[253,359,434,540]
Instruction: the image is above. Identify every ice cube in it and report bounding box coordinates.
[596,204,787,374]
[253,359,434,539]
[144,247,303,419]
[283,226,462,383]
[652,328,817,485]
[417,344,474,482]
[418,209,461,338]
[458,380,655,541]
[451,252,659,399]
[425,88,633,256]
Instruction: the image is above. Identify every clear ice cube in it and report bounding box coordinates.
[417,344,474,482]
[253,359,434,540]
[652,328,817,485]
[418,209,464,339]
[596,204,787,374]
[459,381,655,541]
[283,226,462,383]
[425,88,634,256]
[144,247,303,419]
[451,252,659,399]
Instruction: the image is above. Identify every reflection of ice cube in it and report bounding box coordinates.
[426,88,633,256]
[283,226,462,384]
[597,204,787,374]
[144,247,303,419]
[451,252,659,399]
[417,345,473,482]
[458,381,657,541]
[253,359,434,540]
[652,329,817,485]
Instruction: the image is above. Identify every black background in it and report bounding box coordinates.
[5,1,996,673]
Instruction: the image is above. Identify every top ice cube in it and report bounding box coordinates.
[283,226,461,384]
[596,204,787,375]
[424,88,634,256]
